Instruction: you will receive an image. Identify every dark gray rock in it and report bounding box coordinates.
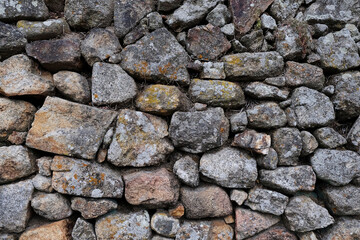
[246,102,287,129]
[257,148,278,170]
[320,217,360,240]
[0,22,27,60]
[17,19,69,41]
[232,129,271,155]
[322,184,360,215]
[314,127,347,148]
[71,197,117,219]
[300,131,318,156]
[206,4,231,27]
[122,23,148,46]
[0,0,49,21]
[158,0,182,11]
[173,155,200,187]
[312,23,329,38]
[72,218,96,240]
[244,82,289,100]
[272,127,302,166]
[348,116,360,154]
[240,30,265,52]
[322,85,335,96]
[230,111,248,132]
[44,0,65,12]
[151,211,180,238]
[31,192,72,220]
[284,61,325,90]
[245,188,289,215]
[270,0,304,21]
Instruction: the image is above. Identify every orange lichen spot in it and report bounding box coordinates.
[74,174,78,180]
[198,54,203,59]
[82,163,88,167]
[94,93,98,99]
[158,62,172,75]
[220,127,225,133]
[56,164,63,169]
[100,173,105,181]
[71,186,75,190]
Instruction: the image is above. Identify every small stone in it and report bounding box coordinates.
[240,30,265,52]
[71,197,117,219]
[200,147,258,188]
[37,156,52,177]
[206,4,231,27]
[284,61,325,90]
[259,166,316,194]
[244,82,289,100]
[53,71,90,103]
[246,102,287,129]
[300,131,318,156]
[72,218,96,240]
[322,85,335,96]
[0,22,27,60]
[17,19,69,41]
[246,225,298,240]
[264,76,286,87]
[314,127,347,148]
[151,211,180,237]
[175,220,211,239]
[265,31,275,42]
[209,220,234,240]
[232,130,271,155]
[181,184,232,219]
[297,231,319,240]
[224,215,235,224]
[245,188,289,215]
[158,0,182,11]
[44,0,65,12]
[19,219,73,240]
[32,174,53,192]
[0,0,49,21]
[284,196,334,232]
[307,52,322,64]
[261,14,277,30]
[348,116,360,153]
[31,192,72,220]
[230,190,248,206]
[7,131,27,145]
[257,148,278,170]
[169,203,185,219]
[270,0,304,21]
[230,111,248,133]
[147,12,164,30]
[272,127,302,166]
[200,62,226,79]
[173,155,199,187]
[312,23,329,38]
[95,210,151,240]
[320,217,360,239]
[279,99,292,109]
[122,24,149,46]
[221,24,235,38]
[322,184,360,215]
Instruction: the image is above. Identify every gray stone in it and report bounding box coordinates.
[169,108,229,153]
[297,231,319,240]
[322,184,360,215]
[320,217,360,240]
[206,4,231,27]
[232,130,271,155]
[244,82,289,100]
[316,29,360,71]
[348,116,360,153]
[285,61,325,90]
[175,220,212,240]
[64,0,114,30]
[257,148,278,170]
[199,147,258,188]
[158,0,182,11]
[279,99,292,109]
[147,12,164,30]
[31,192,72,220]
[0,180,34,233]
[72,218,96,240]
[221,23,235,38]
[17,19,69,41]
[264,76,286,87]
[345,23,360,41]
[307,53,321,64]
[230,190,248,206]
[312,23,329,38]
[301,131,318,156]
[245,188,289,216]
[222,52,284,80]
[230,111,248,132]
[322,85,335,96]
[310,149,360,186]
[122,23,148,46]
[240,30,265,52]
[200,62,226,79]
[71,197,117,219]
[32,174,53,192]
[272,127,302,166]
[153,235,173,240]
[151,211,180,237]
[246,102,287,129]
[173,155,200,187]
[284,196,334,232]
[0,233,16,240]
[270,0,304,21]
[0,22,27,60]
[51,156,124,198]
[36,156,52,177]
[120,28,190,85]
[261,14,277,30]
[314,127,347,148]
[0,0,49,21]
[259,166,316,194]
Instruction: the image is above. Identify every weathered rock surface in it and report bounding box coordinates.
[257,148,279,170]
[19,219,73,240]
[244,82,289,100]
[17,19,69,41]
[232,130,271,155]
[230,111,248,132]
[37,156,52,177]
[272,127,302,166]
[31,192,72,220]
[284,61,325,90]
[158,0,182,11]
[322,184,360,215]
[245,188,289,215]
[301,131,318,156]
[0,0,49,22]
[200,62,226,79]
[314,127,347,148]
[320,217,360,240]
[230,190,248,206]
[270,0,304,21]
[246,225,298,240]
[246,102,287,129]
[348,116,360,153]
[53,71,90,103]
[173,155,199,187]
[71,197,118,219]
[0,22,27,59]
[151,211,180,237]
[206,4,231,27]
[72,218,96,240]
[32,174,53,192]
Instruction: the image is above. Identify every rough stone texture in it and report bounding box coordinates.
[51,156,124,198]
[284,61,325,90]
[31,192,72,220]
[261,14,277,30]
[173,155,199,187]
[244,82,289,100]
[71,197,118,219]
[108,109,173,167]
[240,30,265,52]
[0,54,54,96]
[175,220,211,240]
[301,131,318,156]
[26,97,116,159]
[81,28,122,66]
[284,196,334,232]
[123,168,179,208]
[206,4,231,27]
[186,24,231,61]
[222,52,284,80]
[189,79,245,108]
[208,220,234,240]
[120,28,190,85]
[0,0,49,22]
[320,217,360,240]
[322,184,360,215]
[200,147,258,188]
[259,166,316,194]
[270,0,304,21]
[316,29,360,71]
[235,208,280,239]
[64,0,114,30]
[246,102,287,129]
[245,188,289,215]
[151,211,180,237]
[37,156,52,177]
[230,190,248,206]
[53,71,90,103]
[158,0,182,11]
[180,184,232,219]
[19,219,73,240]
[348,116,360,153]
[246,225,298,240]
[272,127,302,166]
[310,149,360,186]
[0,180,34,233]
[313,127,347,148]
[286,87,335,129]
[265,76,286,87]
[0,22,27,60]
[230,111,248,132]
[257,148,278,170]
[95,210,151,240]
[169,107,229,153]
[17,19,69,41]
[32,174,53,192]
[200,62,226,79]
[232,130,271,155]
[91,63,137,105]
[72,218,96,240]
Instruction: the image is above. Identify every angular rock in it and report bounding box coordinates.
[19,219,73,240]
[246,102,287,129]
[240,30,265,52]
[246,225,298,240]
[31,192,72,220]
[320,217,360,240]
[322,184,360,215]
[257,148,278,170]
[153,235,173,240]
[230,111,248,132]
[284,61,325,90]
[32,174,53,192]
[173,155,199,187]
[0,54,54,96]
[222,52,284,80]
[245,188,289,215]
[259,166,316,194]
[146,12,164,30]
[301,131,318,156]
[0,22,27,59]
[17,19,69,41]
[108,109,173,167]
[72,218,96,240]
[235,208,280,239]
[222,24,235,38]
[348,116,360,153]
[169,107,229,153]
[124,168,179,208]
[270,0,304,21]
[53,71,90,103]
[316,29,360,71]
[206,4,231,27]
[284,196,334,232]
[26,39,83,72]
[180,184,232,219]
[272,127,302,166]
[37,156,52,177]
[245,82,289,100]
[71,197,117,219]
[232,130,271,155]
[92,63,137,105]
[151,211,180,237]
[200,62,226,79]
[26,97,116,159]
[230,190,248,206]
[122,21,149,46]
[310,149,360,186]
[189,79,245,108]
[261,14,277,30]
[7,131,27,145]
[120,28,190,85]
[169,203,185,219]
[200,147,258,188]
[0,0,49,21]
[314,127,347,148]
[51,156,124,198]
[95,210,151,240]
[0,180,34,233]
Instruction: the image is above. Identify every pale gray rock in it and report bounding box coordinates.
[53,71,90,103]
[230,111,248,132]
[153,235,173,240]
[348,116,360,153]
[261,14,277,30]
[173,155,199,187]
[71,197,118,219]
[151,211,180,238]
[175,220,211,240]
[206,4,231,27]
[0,0,49,21]
[270,0,304,21]
[301,131,318,156]
[345,23,360,41]
[322,184,360,215]
[246,102,287,129]
[72,218,96,240]
[31,192,72,220]
[257,148,278,170]
[200,62,226,79]
[285,61,325,90]
[0,22,27,60]
[314,127,347,148]
[230,189,248,206]
[36,156,52,177]
[245,82,289,100]
[221,23,235,38]
[320,217,360,240]
[272,127,302,166]
[32,174,53,192]
[245,188,289,215]
[158,0,183,11]
[17,19,69,41]
[264,76,286,87]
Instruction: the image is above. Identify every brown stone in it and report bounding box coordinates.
[7,131,27,145]
[71,197,118,219]
[246,225,298,240]
[232,129,271,155]
[209,220,234,240]
[19,219,73,240]
[169,203,185,219]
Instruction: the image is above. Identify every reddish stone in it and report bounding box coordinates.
[246,225,298,240]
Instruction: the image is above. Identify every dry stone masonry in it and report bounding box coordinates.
[1,0,360,239]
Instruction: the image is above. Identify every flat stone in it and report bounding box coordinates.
[0,180,34,233]
[320,217,360,240]
[189,79,245,108]
[186,24,231,61]
[314,127,347,148]
[72,218,96,240]
[264,76,286,87]
[270,0,304,21]
[257,148,278,170]
[0,54,54,96]
[53,71,90,103]
[153,235,173,240]
[244,82,289,100]
[310,149,360,186]
[301,131,318,156]
[151,211,180,237]
[180,184,232,219]
[120,28,190,85]
[348,116,360,153]
[32,174,53,192]
[26,39,83,72]
[0,22,27,60]
[206,4,231,27]
[17,19,69,41]
[173,155,199,187]
[222,52,284,80]
[31,192,72,220]
[246,225,298,240]
[229,0,275,35]
[232,130,271,155]
[71,197,117,219]
[235,208,280,239]
[19,219,73,240]
[259,166,316,194]
[222,24,235,38]
[322,184,360,215]
[91,63,137,105]
[230,190,248,206]
[284,196,334,232]
[298,231,319,240]
[200,62,226,79]
[108,109,174,167]
[51,156,124,198]
[123,168,179,208]
[246,102,287,129]
[230,111,248,132]
[0,0,49,21]
[95,210,151,240]
[26,97,116,159]
[245,188,289,215]
[272,127,302,166]
[284,61,325,90]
